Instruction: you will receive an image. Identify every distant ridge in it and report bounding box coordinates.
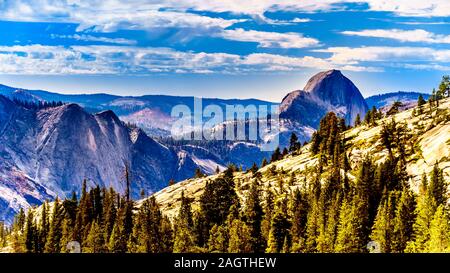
[365,91,430,109]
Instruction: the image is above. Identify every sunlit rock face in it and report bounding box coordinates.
[280,70,368,127]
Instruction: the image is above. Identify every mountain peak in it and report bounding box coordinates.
[96,109,120,122]
[303,69,347,95]
[280,70,368,126]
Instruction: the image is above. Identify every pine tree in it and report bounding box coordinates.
[334,197,356,252]
[249,162,259,175]
[305,174,321,252]
[354,113,361,126]
[62,191,78,225]
[59,218,73,253]
[160,216,174,253]
[261,189,274,243]
[290,188,308,252]
[194,168,205,178]
[44,198,64,253]
[359,157,381,224]
[103,188,117,242]
[417,94,425,114]
[83,220,106,253]
[271,147,282,162]
[318,191,342,252]
[0,221,7,248]
[310,112,342,158]
[228,219,252,253]
[427,205,450,253]
[391,185,416,252]
[39,201,49,252]
[168,179,176,186]
[428,163,447,206]
[243,179,264,252]
[335,158,374,253]
[350,157,373,249]
[74,179,94,242]
[14,208,26,232]
[364,108,372,125]
[25,210,38,253]
[266,200,291,253]
[261,158,268,168]
[92,185,103,221]
[109,198,133,253]
[207,224,228,253]
[380,121,395,160]
[128,196,169,253]
[289,133,300,153]
[406,187,437,252]
[173,192,196,253]
[432,88,437,107]
[199,173,238,228]
[124,163,131,202]
[386,101,402,116]
[11,208,26,252]
[108,223,122,253]
[370,191,397,253]
[192,210,209,249]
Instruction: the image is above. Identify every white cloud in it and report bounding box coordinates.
[54,34,137,45]
[0,0,242,32]
[0,44,377,75]
[220,28,319,48]
[164,0,450,17]
[250,15,312,25]
[292,18,312,23]
[0,1,449,34]
[1,44,448,76]
[315,46,450,65]
[364,0,450,17]
[400,21,450,25]
[342,29,450,44]
[402,64,450,71]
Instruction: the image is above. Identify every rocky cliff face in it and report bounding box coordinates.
[280,70,368,126]
[0,97,222,223]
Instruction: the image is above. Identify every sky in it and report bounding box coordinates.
[0,0,449,102]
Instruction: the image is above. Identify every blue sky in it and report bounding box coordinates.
[0,1,449,102]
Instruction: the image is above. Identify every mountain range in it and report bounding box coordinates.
[0,70,430,223]
[0,97,232,222]
[0,84,277,138]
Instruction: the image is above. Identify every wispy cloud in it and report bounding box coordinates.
[165,0,450,17]
[364,0,450,17]
[341,29,450,44]
[53,34,137,45]
[402,63,450,71]
[0,1,448,77]
[251,15,312,25]
[315,46,450,65]
[220,28,319,48]
[0,44,377,75]
[0,1,242,32]
[1,1,449,33]
[2,44,448,76]
[400,21,450,25]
